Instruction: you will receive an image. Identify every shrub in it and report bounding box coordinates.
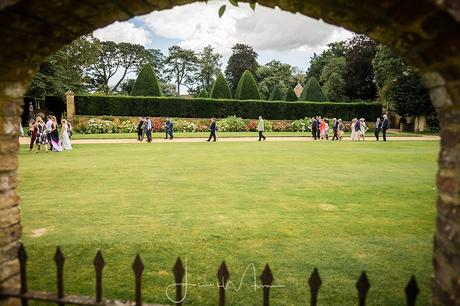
[119,120,136,133]
[284,88,298,101]
[235,70,261,100]
[198,89,208,98]
[210,73,232,99]
[85,118,116,134]
[217,116,247,132]
[292,118,313,132]
[131,65,162,97]
[74,95,382,121]
[269,85,284,101]
[299,77,328,102]
[175,120,198,132]
[271,121,293,132]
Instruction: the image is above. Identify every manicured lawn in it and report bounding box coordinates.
[18,141,437,305]
[69,131,428,140]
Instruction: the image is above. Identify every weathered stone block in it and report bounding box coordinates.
[0,206,20,229]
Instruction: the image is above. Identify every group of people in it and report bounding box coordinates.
[28,115,72,153]
[311,114,390,141]
[137,117,175,143]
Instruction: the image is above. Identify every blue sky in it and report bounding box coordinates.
[93,0,354,89]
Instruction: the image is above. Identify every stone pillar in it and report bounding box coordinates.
[422,72,460,305]
[0,81,24,306]
[66,90,75,122]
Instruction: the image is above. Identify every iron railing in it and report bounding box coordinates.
[0,244,421,305]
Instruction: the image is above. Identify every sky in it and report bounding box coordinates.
[92,0,355,90]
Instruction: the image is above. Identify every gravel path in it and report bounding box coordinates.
[19,135,440,145]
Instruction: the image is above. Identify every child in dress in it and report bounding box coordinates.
[35,116,48,153]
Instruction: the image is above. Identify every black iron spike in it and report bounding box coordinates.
[54,247,65,306]
[308,268,322,306]
[217,261,230,306]
[18,244,28,306]
[132,254,144,306]
[260,264,273,306]
[172,257,185,305]
[93,251,105,303]
[356,271,370,306]
[405,276,420,306]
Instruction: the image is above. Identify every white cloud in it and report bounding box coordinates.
[141,0,354,56]
[93,21,150,45]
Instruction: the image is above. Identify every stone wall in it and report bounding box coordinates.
[0,1,459,305]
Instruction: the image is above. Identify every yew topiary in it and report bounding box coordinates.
[299,77,328,102]
[210,72,232,99]
[235,70,261,100]
[131,65,162,97]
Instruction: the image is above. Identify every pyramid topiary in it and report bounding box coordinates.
[131,65,162,97]
[299,77,328,102]
[269,85,284,101]
[284,87,299,101]
[210,72,232,99]
[235,70,261,100]
[198,89,208,98]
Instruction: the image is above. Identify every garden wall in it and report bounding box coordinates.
[74,95,382,121]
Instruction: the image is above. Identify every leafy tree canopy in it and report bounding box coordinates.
[225,43,258,93]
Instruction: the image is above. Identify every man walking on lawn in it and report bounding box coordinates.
[258,116,266,141]
[207,118,217,142]
[145,117,152,143]
[382,114,389,141]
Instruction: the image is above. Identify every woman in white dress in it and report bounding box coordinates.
[359,118,368,141]
[60,119,72,150]
[350,118,357,141]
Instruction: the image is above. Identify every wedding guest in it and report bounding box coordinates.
[164,119,170,139]
[359,118,368,141]
[137,117,144,141]
[28,118,38,151]
[350,118,357,141]
[258,116,266,141]
[311,117,318,140]
[316,116,321,139]
[46,115,53,150]
[338,119,344,140]
[50,116,63,151]
[67,121,73,139]
[145,117,152,143]
[319,119,326,140]
[382,114,389,141]
[35,116,48,153]
[165,118,174,140]
[60,119,72,150]
[324,118,329,140]
[207,118,217,142]
[374,117,381,141]
[332,118,339,140]
[354,118,362,141]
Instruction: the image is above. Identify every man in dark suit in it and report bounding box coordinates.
[382,114,389,141]
[332,118,339,140]
[316,116,321,140]
[207,118,217,142]
[311,117,317,140]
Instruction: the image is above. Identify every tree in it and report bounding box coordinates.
[305,41,347,82]
[269,85,284,101]
[119,79,135,95]
[344,35,377,100]
[27,35,99,97]
[198,89,208,98]
[235,70,261,100]
[86,40,151,94]
[225,43,258,93]
[256,60,292,100]
[210,72,232,99]
[387,71,434,117]
[299,77,328,102]
[131,65,162,96]
[284,87,298,101]
[143,49,165,80]
[320,56,346,101]
[164,45,199,96]
[372,44,406,110]
[197,45,222,93]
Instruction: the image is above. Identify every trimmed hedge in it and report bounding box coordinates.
[131,65,161,97]
[210,72,232,99]
[235,70,261,100]
[284,88,298,101]
[269,85,284,101]
[299,77,328,102]
[75,95,382,121]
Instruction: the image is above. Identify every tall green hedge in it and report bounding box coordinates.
[299,77,328,102]
[75,95,382,120]
[284,88,298,101]
[210,73,232,99]
[198,89,208,98]
[131,65,161,97]
[269,85,284,101]
[235,70,261,100]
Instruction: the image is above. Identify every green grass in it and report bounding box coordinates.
[18,141,438,305]
[69,131,428,140]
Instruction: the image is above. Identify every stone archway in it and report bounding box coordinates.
[0,1,459,304]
